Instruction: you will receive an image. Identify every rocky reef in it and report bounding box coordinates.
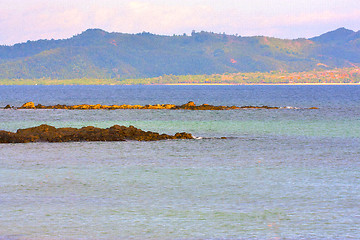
[3,101,318,110]
[0,124,194,143]
[14,101,239,110]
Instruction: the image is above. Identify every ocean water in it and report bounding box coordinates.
[0,85,359,239]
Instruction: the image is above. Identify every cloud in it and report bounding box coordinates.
[0,0,222,44]
[0,0,360,44]
[261,10,360,27]
[0,1,87,44]
[88,1,216,34]
[239,9,360,38]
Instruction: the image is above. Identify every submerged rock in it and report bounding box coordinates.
[240,105,279,109]
[0,124,194,143]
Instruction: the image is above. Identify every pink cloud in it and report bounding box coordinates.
[0,0,360,44]
[260,10,360,27]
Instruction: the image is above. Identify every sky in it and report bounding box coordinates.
[1,0,360,45]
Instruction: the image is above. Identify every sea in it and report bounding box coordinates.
[0,85,359,240]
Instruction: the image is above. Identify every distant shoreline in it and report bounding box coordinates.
[1,82,360,86]
[1,67,359,86]
[163,82,360,86]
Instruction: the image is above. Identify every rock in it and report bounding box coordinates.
[0,130,18,143]
[92,104,102,109]
[184,101,196,107]
[4,104,11,109]
[20,102,35,109]
[15,102,315,111]
[0,124,194,143]
[240,105,279,109]
[178,101,196,109]
[174,132,194,139]
[35,104,45,109]
[163,104,176,109]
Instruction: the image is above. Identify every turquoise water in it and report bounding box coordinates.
[0,85,360,239]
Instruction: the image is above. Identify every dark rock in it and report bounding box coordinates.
[240,105,279,109]
[174,132,194,139]
[175,101,239,110]
[4,105,11,109]
[0,124,194,143]
[35,104,45,109]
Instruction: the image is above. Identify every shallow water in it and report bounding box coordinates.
[0,85,360,239]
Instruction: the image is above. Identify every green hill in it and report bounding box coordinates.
[0,28,359,80]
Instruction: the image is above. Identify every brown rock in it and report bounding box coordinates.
[0,124,194,143]
[163,104,176,109]
[15,102,313,111]
[92,104,102,109]
[184,101,196,107]
[0,130,18,143]
[35,104,45,109]
[20,102,35,109]
[174,132,194,139]
[179,101,196,109]
[240,105,279,109]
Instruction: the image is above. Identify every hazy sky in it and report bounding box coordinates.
[1,0,360,45]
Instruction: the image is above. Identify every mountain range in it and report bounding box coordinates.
[0,27,359,80]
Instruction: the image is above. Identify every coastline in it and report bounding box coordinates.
[8,101,301,110]
[163,82,360,86]
[0,82,359,86]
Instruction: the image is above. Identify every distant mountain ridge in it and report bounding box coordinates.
[0,28,359,80]
[310,27,360,43]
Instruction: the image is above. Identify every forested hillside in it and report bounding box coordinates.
[0,28,359,80]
